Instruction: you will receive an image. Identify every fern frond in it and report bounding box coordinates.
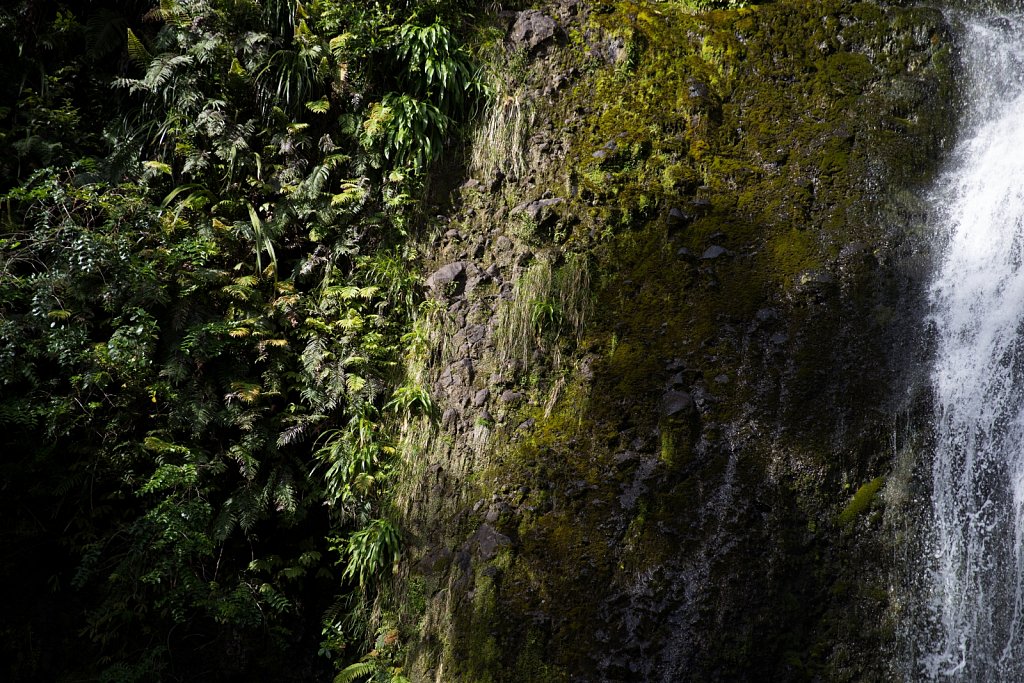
[273,471,297,513]
[144,53,193,92]
[345,374,366,395]
[157,0,186,25]
[258,582,292,614]
[212,504,239,542]
[334,661,375,683]
[306,97,330,114]
[126,28,152,67]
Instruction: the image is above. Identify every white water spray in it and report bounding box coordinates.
[921,12,1024,681]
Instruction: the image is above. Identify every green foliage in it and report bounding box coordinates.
[0,0,484,679]
[330,615,412,682]
[338,518,401,588]
[361,19,485,171]
[386,382,437,422]
[336,661,377,683]
[0,166,316,675]
[531,298,562,333]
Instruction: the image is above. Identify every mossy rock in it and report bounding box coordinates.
[395,1,959,680]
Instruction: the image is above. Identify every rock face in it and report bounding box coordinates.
[425,261,466,293]
[509,10,559,51]
[390,1,957,681]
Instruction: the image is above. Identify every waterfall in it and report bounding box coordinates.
[919,12,1024,681]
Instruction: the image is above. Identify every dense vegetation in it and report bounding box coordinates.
[0,0,482,679]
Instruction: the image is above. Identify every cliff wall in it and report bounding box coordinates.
[387,2,958,680]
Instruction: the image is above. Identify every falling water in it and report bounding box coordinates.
[920,12,1024,681]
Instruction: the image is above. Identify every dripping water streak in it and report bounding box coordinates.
[920,12,1024,682]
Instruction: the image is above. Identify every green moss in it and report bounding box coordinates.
[465,571,501,680]
[818,51,876,95]
[513,630,566,682]
[407,576,427,618]
[771,228,820,285]
[838,477,884,527]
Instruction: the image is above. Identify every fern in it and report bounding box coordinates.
[143,53,194,92]
[156,0,186,25]
[212,504,239,542]
[126,28,152,67]
[306,97,330,114]
[259,582,293,614]
[273,471,297,513]
[334,662,375,683]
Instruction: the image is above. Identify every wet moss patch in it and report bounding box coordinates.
[839,476,885,527]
